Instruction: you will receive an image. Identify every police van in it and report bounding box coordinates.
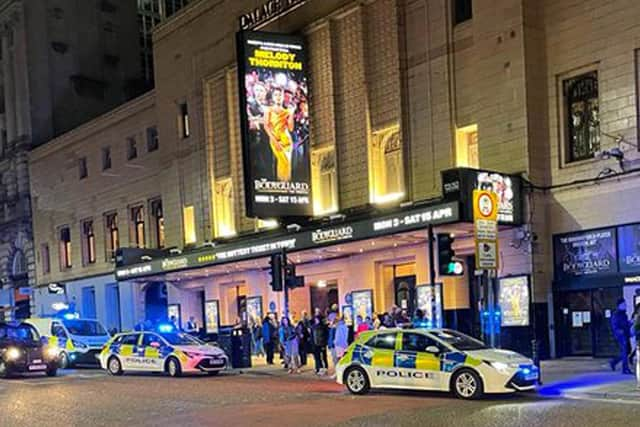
[336,328,539,399]
[25,316,111,368]
[99,329,228,377]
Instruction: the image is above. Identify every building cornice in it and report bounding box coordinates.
[29,90,156,161]
[153,0,221,44]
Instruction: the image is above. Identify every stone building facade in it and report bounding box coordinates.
[0,0,143,318]
[28,0,640,358]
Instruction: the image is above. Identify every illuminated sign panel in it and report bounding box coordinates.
[115,202,459,280]
[237,31,312,218]
[553,228,617,281]
[238,0,308,31]
[498,276,530,327]
[442,168,522,225]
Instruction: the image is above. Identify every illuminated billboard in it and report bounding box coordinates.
[498,276,530,327]
[237,31,312,218]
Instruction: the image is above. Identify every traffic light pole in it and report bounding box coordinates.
[282,248,289,320]
[427,225,436,323]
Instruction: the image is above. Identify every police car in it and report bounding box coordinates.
[25,316,111,368]
[336,328,539,399]
[99,329,228,377]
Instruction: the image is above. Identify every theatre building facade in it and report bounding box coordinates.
[35,0,640,360]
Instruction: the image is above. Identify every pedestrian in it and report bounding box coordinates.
[355,315,370,337]
[311,314,329,375]
[254,319,265,357]
[609,298,633,374]
[372,313,381,330]
[296,311,311,366]
[262,315,276,365]
[169,316,179,331]
[328,317,337,368]
[185,316,198,335]
[280,317,300,374]
[630,303,640,368]
[334,315,349,361]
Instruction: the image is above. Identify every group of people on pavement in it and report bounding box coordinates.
[248,304,437,376]
[609,298,640,375]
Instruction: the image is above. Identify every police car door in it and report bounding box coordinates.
[118,333,141,370]
[395,332,441,390]
[51,321,71,352]
[141,333,165,371]
[364,332,401,387]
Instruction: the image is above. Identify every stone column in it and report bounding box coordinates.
[2,28,16,143]
[12,13,28,138]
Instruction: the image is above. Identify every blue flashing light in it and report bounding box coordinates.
[482,311,490,317]
[522,368,531,375]
[70,354,77,360]
[494,311,501,317]
[63,313,77,320]
[158,324,174,333]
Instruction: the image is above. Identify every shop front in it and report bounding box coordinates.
[553,223,640,358]
[115,168,542,356]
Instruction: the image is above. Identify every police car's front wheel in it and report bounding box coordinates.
[345,367,370,395]
[452,369,483,400]
[166,357,183,377]
[107,356,123,376]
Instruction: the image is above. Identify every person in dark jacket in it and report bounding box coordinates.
[262,315,277,365]
[609,298,633,374]
[297,311,311,366]
[311,315,329,375]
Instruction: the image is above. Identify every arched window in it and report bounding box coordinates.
[564,71,600,162]
[12,250,27,278]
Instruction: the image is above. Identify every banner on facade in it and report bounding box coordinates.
[237,31,312,218]
[553,228,617,281]
[498,275,530,327]
[618,224,640,273]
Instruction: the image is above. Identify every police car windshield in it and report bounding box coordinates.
[0,325,39,342]
[160,332,203,346]
[430,330,488,351]
[63,319,107,336]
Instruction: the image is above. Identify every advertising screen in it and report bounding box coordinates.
[416,284,443,328]
[246,296,263,326]
[237,31,312,218]
[351,290,373,325]
[498,276,530,327]
[205,300,220,334]
[618,224,640,273]
[553,228,617,281]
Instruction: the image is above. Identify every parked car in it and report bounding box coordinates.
[336,328,539,399]
[0,322,59,378]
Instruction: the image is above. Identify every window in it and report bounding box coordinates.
[369,126,405,205]
[146,126,159,152]
[59,227,72,269]
[366,333,397,350]
[142,333,161,347]
[40,243,51,274]
[102,147,112,170]
[121,334,140,346]
[311,147,338,216]
[131,206,145,248]
[563,71,600,162]
[455,124,479,168]
[52,322,67,338]
[79,157,88,179]
[183,205,196,245]
[214,178,235,237]
[82,220,96,265]
[453,0,472,24]
[150,199,165,248]
[402,333,439,353]
[127,137,138,160]
[179,103,190,138]
[105,212,119,261]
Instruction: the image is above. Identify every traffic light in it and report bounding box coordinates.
[284,262,304,288]
[436,233,464,276]
[269,253,283,291]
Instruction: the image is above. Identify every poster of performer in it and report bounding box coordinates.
[498,276,530,327]
[205,300,220,334]
[237,31,312,218]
